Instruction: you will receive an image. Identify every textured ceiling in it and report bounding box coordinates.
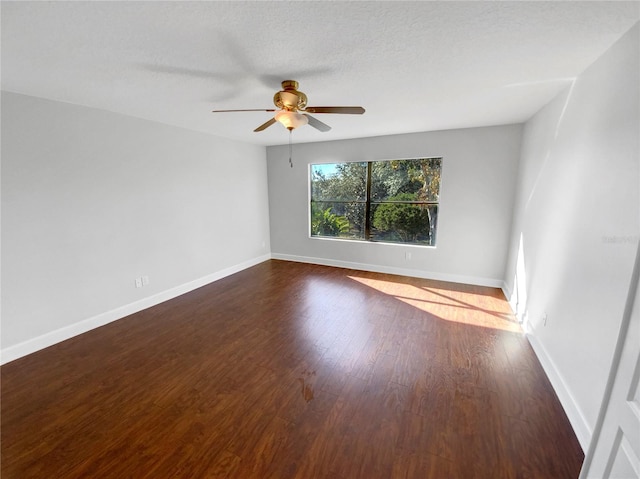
[2,1,638,146]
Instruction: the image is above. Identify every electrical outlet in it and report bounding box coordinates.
[135,277,143,288]
[405,251,412,260]
[142,275,149,286]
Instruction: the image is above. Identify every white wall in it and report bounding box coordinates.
[503,23,639,449]
[1,91,271,361]
[267,125,522,286]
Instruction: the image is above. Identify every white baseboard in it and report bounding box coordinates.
[501,280,513,306]
[526,332,592,451]
[271,253,504,288]
[1,254,271,365]
[4,252,591,454]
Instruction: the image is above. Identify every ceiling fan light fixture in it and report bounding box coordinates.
[274,110,308,130]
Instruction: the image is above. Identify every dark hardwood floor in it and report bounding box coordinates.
[1,260,584,478]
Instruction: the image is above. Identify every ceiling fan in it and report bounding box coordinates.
[212,80,365,133]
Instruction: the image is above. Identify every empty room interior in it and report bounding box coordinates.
[1,2,639,478]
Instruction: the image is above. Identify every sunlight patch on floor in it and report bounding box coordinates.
[348,275,522,333]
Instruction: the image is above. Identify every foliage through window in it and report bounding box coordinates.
[310,158,442,246]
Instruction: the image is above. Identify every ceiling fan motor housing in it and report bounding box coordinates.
[273,80,307,111]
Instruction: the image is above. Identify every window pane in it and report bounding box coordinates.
[311,201,366,239]
[371,158,442,202]
[310,162,367,201]
[310,158,442,247]
[370,203,438,246]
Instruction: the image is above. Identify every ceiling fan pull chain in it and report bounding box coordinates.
[289,130,293,168]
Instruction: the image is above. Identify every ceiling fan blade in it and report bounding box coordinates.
[254,118,277,132]
[212,109,276,113]
[304,106,365,115]
[304,114,331,132]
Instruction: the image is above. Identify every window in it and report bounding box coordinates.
[310,158,442,246]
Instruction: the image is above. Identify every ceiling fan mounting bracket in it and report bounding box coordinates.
[280,80,299,91]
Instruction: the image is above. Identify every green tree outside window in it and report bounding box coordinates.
[310,158,442,246]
